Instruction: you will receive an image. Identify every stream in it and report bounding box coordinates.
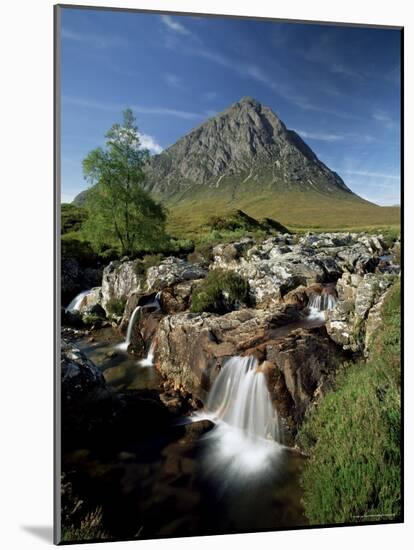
[65,299,332,539]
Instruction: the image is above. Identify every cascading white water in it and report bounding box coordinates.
[197,356,283,478]
[65,290,91,313]
[308,292,337,311]
[306,292,337,321]
[138,339,156,367]
[206,356,281,442]
[117,293,161,353]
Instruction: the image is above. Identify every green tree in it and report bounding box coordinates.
[82,109,167,255]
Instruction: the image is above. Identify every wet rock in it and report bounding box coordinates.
[183,419,214,440]
[61,340,113,449]
[156,305,302,400]
[61,339,109,404]
[265,327,341,425]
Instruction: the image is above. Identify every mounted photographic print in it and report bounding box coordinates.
[54,4,403,544]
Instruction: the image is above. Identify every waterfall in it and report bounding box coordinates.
[65,290,90,313]
[306,291,337,321]
[207,356,281,441]
[197,356,283,478]
[117,293,161,353]
[138,339,156,367]
[308,292,337,311]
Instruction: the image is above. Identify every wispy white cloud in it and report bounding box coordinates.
[296,130,344,142]
[331,63,362,80]
[297,129,377,144]
[372,109,397,129]
[63,96,202,120]
[138,132,163,154]
[61,27,126,49]
[132,104,201,120]
[190,48,360,120]
[160,15,192,36]
[343,169,400,180]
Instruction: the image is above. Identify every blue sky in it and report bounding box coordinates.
[60,8,401,205]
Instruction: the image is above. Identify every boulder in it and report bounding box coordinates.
[156,306,302,400]
[212,238,255,268]
[211,237,341,306]
[146,257,207,291]
[61,339,108,404]
[101,260,142,313]
[326,272,394,352]
[156,305,343,435]
[61,340,113,449]
[265,327,340,425]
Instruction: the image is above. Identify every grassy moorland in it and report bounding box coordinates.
[298,282,401,525]
[164,187,400,239]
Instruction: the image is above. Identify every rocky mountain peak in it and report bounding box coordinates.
[143,96,351,197]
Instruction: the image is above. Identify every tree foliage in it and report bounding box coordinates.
[82,109,167,255]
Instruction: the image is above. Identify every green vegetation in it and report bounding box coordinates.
[62,507,108,543]
[190,269,249,314]
[61,234,99,265]
[163,183,400,239]
[82,109,168,256]
[61,203,88,234]
[298,282,401,525]
[208,209,290,234]
[106,297,127,317]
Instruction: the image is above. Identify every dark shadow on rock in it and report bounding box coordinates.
[21,525,53,543]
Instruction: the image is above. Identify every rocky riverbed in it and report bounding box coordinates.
[60,231,400,541]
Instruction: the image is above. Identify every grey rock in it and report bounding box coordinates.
[101,260,142,313]
[326,272,394,351]
[146,257,207,291]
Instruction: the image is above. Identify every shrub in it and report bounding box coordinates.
[161,237,195,255]
[106,297,127,317]
[298,283,401,525]
[190,269,249,314]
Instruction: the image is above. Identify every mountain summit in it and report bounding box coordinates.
[143,96,353,198]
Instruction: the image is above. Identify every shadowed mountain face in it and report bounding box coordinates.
[142,96,353,199]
